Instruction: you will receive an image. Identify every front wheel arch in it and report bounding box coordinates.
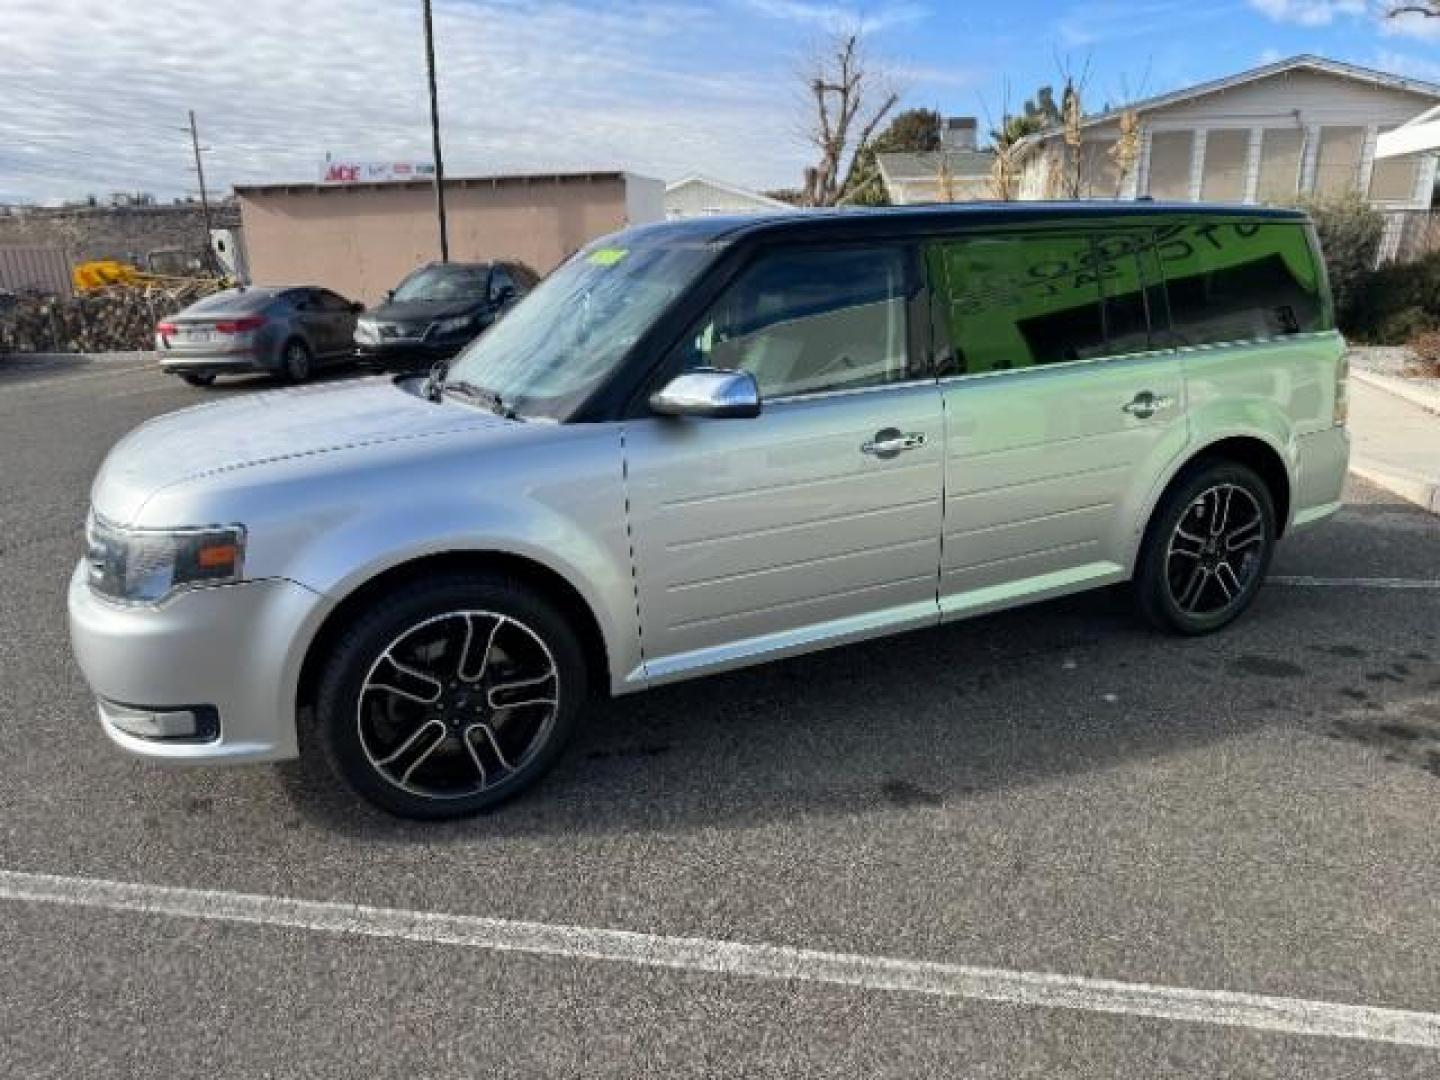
[296,551,611,724]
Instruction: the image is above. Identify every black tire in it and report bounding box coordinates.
[1134,460,1277,636]
[281,339,313,383]
[180,372,216,387]
[314,573,587,819]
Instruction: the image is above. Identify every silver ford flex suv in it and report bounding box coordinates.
[69,204,1350,819]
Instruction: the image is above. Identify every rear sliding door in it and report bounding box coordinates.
[931,228,1189,618]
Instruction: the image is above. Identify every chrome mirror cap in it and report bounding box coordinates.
[650,368,761,419]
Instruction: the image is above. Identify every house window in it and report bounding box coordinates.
[1313,126,1365,196]
[1369,133,1420,202]
[1147,131,1193,200]
[1079,140,1121,198]
[1201,129,1249,202]
[1255,128,1304,203]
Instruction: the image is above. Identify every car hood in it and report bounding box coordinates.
[93,377,507,525]
[366,298,480,323]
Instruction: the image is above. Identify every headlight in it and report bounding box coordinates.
[85,513,245,604]
[429,315,473,336]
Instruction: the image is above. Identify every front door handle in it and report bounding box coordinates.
[1122,391,1176,419]
[861,428,926,459]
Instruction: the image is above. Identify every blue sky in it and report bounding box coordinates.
[3,0,1439,203]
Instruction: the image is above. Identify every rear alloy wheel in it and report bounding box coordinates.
[1135,462,1276,635]
[315,574,587,819]
[282,339,313,383]
[180,372,216,387]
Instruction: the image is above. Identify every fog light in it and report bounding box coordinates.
[100,700,217,740]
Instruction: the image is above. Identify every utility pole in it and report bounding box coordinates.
[186,110,219,275]
[421,0,449,262]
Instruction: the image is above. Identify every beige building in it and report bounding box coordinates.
[235,171,663,304]
[877,117,996,204]
[1013,55,1440,215]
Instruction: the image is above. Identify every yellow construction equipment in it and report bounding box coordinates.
[72,250,231,293]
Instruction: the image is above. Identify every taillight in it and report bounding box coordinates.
[214,315,266,334]
[156,322,176,337]
[1334,348,1349,427]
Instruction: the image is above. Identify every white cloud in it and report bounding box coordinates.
[1054,1,1226,49]
[1370,47,1440,82]
[1380,8,1440,40]
[0,0,815,203]
[739,0,929,32]
[1245,0,1364,26]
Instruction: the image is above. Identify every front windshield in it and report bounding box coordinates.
[443,241,715,420]
[392,265,489,302]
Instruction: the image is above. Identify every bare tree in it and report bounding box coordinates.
[1110,109,1142,198]
[801,29,900,207]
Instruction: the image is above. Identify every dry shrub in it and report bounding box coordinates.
[1406,329,1440,378]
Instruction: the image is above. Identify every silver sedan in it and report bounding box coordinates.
[155,285,363,387]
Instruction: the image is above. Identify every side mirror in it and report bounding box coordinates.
[385,289,396,302]
[350,301,365,314]
[650,368,760,419]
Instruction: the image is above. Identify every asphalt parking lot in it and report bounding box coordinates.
[3,353,1440,1077]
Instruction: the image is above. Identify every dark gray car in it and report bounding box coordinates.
[155,286,364,387]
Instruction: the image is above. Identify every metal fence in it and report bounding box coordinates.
[0,246,71,298]
[1378,210,1440,265]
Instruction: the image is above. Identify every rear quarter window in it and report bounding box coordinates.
[1155,220,1328,346]
[928,229,1165,375]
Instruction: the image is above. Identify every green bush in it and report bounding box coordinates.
[1345,251,1440,343]
[1292,191,1384,332]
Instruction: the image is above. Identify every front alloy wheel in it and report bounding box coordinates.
[1136,462,1276,635]
[316,574,586,818]
[360,611,560,800]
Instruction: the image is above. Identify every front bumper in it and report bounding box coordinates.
[354,339,466,370]
[67,563,324,764]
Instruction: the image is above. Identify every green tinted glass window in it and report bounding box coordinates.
[1093,231,1165,356]
[1154,220,1327,345]
[932,234,1107,375]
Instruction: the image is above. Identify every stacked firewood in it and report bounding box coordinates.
[0,281,222,354]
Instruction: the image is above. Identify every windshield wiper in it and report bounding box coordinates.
[441,378,519,420]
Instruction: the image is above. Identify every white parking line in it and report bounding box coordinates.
[2,869,1437,1049]
[1270,575,1440,589]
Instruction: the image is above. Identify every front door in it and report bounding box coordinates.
[624,243,944,683]
[929,229,1187,617]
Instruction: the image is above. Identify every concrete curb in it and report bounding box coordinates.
[1351,369,1440,418]
[1350,458,1440,513]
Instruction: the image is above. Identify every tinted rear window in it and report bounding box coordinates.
[1155,221,1327,345]
[929,230,1164,375]
[184,289,276,314]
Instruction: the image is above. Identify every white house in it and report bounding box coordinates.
[1014,55,1440,227]
[663,176,794,219]
[876,117,996,204]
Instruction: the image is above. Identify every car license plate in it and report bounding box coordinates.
[182,329,217,344]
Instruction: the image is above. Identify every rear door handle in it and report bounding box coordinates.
[861,428,926,458]
[1122,391,1176,419]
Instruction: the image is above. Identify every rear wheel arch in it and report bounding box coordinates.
[295,550,612,721]
[1141,435,1293,554]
